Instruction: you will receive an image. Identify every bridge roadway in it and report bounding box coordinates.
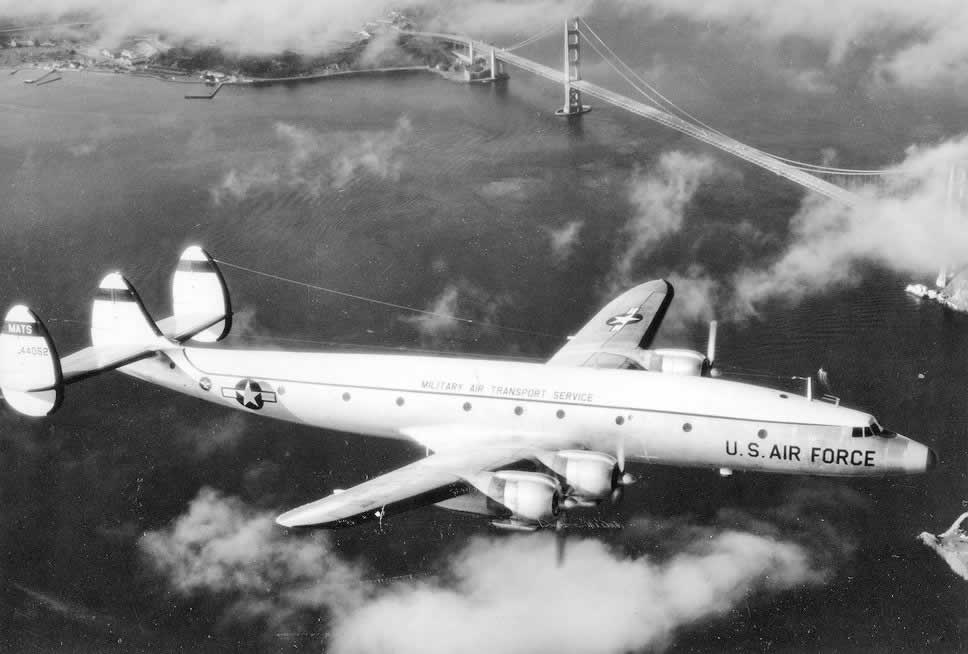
[408,31,861,207]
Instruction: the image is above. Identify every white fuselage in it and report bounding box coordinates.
[122,348,934,477]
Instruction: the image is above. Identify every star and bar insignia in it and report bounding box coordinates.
[606,306,644,332]
[221,378,277,410]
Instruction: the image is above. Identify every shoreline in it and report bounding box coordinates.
[3,62,455,94]
[245,65,435,87]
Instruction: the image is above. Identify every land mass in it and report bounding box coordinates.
[0,13,476,85]
[919,511,968,580]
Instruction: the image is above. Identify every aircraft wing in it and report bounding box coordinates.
[275,446,538,528]
[546,279,673,367]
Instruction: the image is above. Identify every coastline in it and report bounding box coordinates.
[245,65,435,86]
[3,62,454,98]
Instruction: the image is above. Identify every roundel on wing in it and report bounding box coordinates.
[606,307,644,332]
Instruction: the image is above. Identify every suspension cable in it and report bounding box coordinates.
[580,34,669,109]
[765,155,908,176]
[214,258,560,340]
[503,23,558,52]
[579,18,909,178]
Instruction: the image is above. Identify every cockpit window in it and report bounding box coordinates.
[856,420,896,439]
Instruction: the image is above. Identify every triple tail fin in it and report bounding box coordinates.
[162,246,231,343]
[0,305,63,416]
[0,246,232,416]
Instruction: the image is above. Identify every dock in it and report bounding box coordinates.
[185,82,224,100]
[23,69,58,84]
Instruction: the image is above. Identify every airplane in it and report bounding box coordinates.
[0,246,937,541]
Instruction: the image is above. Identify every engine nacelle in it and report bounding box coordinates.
[552,450,618,503]
[648,348,708,376]
[485,470,560,524]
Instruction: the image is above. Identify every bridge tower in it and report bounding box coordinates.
[555,17,591,117]
[488,48,508,81]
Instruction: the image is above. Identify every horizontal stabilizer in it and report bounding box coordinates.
[0,305,63,416]
[169,246,231,343]
[157,313,227,344]
[60,343,157,384]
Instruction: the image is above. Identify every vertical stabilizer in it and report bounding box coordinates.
[0,305,63,416]
[171,246,231,343]
[91,272,161,347]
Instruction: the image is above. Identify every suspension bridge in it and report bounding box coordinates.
[408,18,909,208]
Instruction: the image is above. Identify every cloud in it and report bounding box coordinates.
[210,117,412,205]
[545,219,583,262]
[141,483,864,652]
[402,282,508,344]
[477,178,533,202]
[403,284,462,338]
[661,268,719,333]
[604,137,968,327]
[67,142,98,157]
[729,136,968,317]
[139,487,368,633]
[175,412,250,458]
[631,0,968,88]
[0,1,583,55]
[330,530,820,654]
[609,151,720,293]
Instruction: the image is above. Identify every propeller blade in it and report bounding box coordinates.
[706,320,718,368]
[610,485,624,504]
[616,437,625,473]
[555,512,567,567]
[817,367,833,395]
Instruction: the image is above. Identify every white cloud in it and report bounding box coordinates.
[404,284,462,337]
[0,1,584,55]
[661,268,719,334]
[139,487,368,632]
[211,117,412,205]
[141,484,862,652]
[546,220,583,262]
[609,151,720,293]
[601,137,968,327]
[631,0,968,87]
[175,412,250,458]
[330,530,820,654]
[730,136,968,317]
[402,282,508,344]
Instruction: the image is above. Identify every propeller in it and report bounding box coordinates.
[817,367,833,396]
[555,505,568,567]
[610,438,636,504]
[705,320,719,377]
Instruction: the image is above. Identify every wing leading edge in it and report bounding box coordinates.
[275,447,538,528]
[546,279,673,368]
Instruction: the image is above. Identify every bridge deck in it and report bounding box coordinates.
[410,31,860,206]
